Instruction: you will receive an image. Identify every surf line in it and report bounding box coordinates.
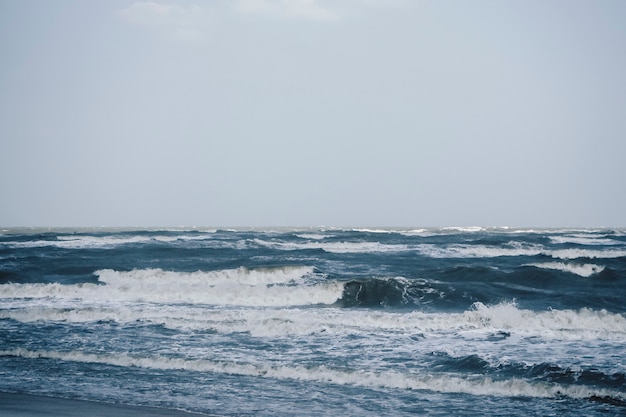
[2,348,624,403]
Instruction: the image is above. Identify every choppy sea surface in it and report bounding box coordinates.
[1,227,625,416]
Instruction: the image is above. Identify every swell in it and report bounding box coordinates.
[336,277,462,309]
[336,263,626,312]
[2,266,624,314]
[435,353,626,393]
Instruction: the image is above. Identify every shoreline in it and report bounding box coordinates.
[0,392,213,417]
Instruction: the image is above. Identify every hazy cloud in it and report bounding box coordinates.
[119,1,211,42]
[119,0,409,31]
[118,0,339,41]
[234,0,339,21]
[4,1,624,227]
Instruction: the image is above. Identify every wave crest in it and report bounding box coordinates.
[525,262,605,277]
[0,266,343,307]
[2,348,624,402]
[338,278,444,308]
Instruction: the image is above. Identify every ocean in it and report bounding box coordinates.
[1,227,625,416]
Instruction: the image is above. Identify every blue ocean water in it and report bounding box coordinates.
[1,227,625,416]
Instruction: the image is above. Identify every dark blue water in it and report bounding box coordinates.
[1,227,625,416]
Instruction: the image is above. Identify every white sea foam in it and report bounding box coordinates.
[396,229,429,236]
[441,226,485,233]
[3,291,625,343]
[150,234,216,243]
[549,234,621,246]
[253,239,412,254]
[2,235,153,249]
[417,243,626,260]
[1,233,223,250]
[416,242,544,259]
[97,266,314,287]
[0,267,343,307]
[228,304,626,340]
[351,228,389,233]
[350,228,430,236]
[548,248,626,259]
[525,262,605,277]
[462,302,626,339]
[2,348,623,401]
[233,303,626,341]
[294,233,328,240]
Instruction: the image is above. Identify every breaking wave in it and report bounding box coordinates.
[3,297,625,342]
[416,243,626,260]
[525,262,605,277]
[1,348,624,403]
[252,239,412,254]
[0,266,343,307]
[337,277,445,308]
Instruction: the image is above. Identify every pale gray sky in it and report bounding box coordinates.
[1,0,625,228]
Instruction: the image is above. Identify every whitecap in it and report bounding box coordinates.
[525,262,605,277]
[441,226,485,233]
[2,348,624,401]
[0,266,342,308]
[253,239,412,254]
[549,235,621,246]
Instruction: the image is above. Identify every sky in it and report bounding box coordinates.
[1,0,625,228]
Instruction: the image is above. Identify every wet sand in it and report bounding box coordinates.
[0,392,212,417]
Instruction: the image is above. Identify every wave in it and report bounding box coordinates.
[2,348,624,403]
[3,295,625,342]
[442,226,486,233]
[97,266,315,287]
[348,228,429,236]
[549,234,622,246]
[517,362,625,390]
[2,235,154,249]
[460,302,626,340]
[548,248,626,260]
[252,239,412,254]
[294,233,328,240]
[417,243,626,260]
[256,239,561,255]
[1,234,220,250]
[0,266,343,307]
[525,262,605,277]
[415,242,542,259]
[255,240,626,257]
[337,277,446,308]
[435,353,626,392]
[5,230,625,261]
[351,228,397,234]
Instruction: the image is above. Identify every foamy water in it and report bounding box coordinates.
[1,228,625,416]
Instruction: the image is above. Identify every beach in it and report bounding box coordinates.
[0,392,210,417]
